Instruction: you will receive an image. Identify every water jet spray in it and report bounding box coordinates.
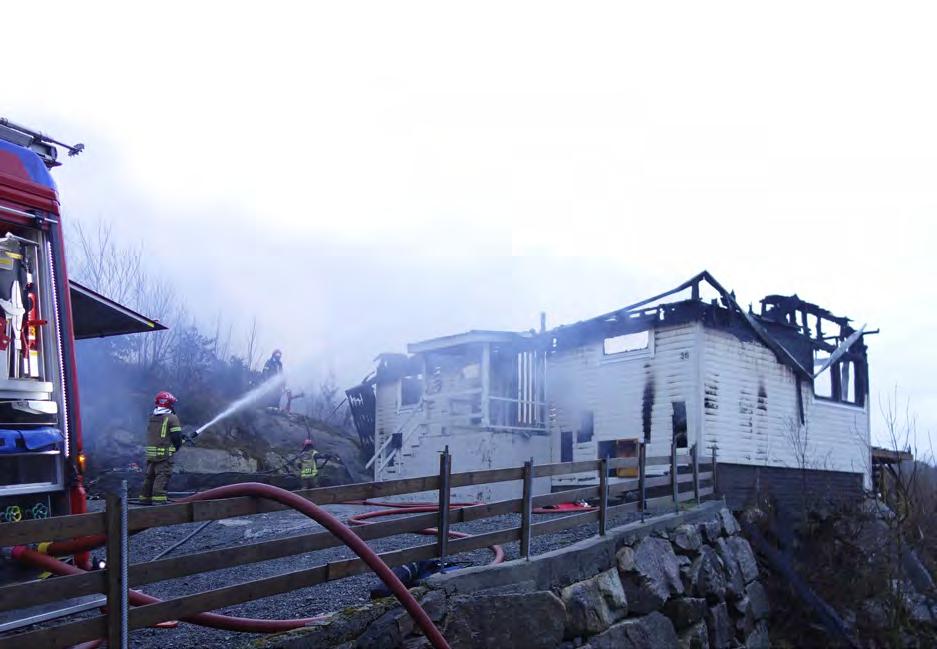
[191,375,286,439]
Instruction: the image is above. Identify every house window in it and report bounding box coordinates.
[671,402,687,448]
[840,361,858,404]
[399,376,423,408]
[597,440,616,475]
[813,366,833,399]
[577,411,594,443]
[603,331,650,356]
[560,431,573,462]
[813,352,864,406]
[384,432,403,467]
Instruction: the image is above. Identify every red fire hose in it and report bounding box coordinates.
[13,483,450,649]
[347,502,506,564]
[12,546,329,632]
[13,483,592,648]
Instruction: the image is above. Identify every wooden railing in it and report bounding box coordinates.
[0,443,716,648]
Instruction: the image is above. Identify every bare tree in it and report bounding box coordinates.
[305,371,351,429]
[244,316,260,371]
[69,218,187,370]
[70,220,145,306]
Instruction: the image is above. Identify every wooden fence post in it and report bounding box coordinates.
[692,443,700,505]
[638,442,647,522]
[105,480,128,649]
[437,447,451,563]
[598,457,608,536]
[671,440,679,513]
[520,458,534,559]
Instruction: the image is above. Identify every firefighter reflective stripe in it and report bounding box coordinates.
[150,495,168,502]
[147,413,180,454]
[301,452,318,478]
[145,445,174,459]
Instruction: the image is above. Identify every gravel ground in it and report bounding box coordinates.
[6,498,650,648]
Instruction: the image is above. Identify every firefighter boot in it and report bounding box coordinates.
[150,460,173,504]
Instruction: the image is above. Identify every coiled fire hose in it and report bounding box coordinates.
[347,499,506,564]
[12,487,592,648]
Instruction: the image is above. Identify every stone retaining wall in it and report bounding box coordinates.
[252,501,769,649]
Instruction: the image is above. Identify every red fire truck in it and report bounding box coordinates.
[0,118,164,532]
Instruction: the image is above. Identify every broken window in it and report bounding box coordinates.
[838,360,864,405]
[813,352,868,406]
[813,363,833,399]
[577,411,594,443]
[399,376,423,407]
[603,331,649,356]
[560,431,573,462]
[813,352,864,405]
[383,432,402,467]
[672,401,687,448]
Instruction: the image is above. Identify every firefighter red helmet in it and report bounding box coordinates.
[303,438,313,448]
[154,391,177,408]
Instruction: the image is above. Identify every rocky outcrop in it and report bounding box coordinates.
[252,503,770,649]
[589,611,679,649]
[173,447,258,474]
[87,408,367,493]
[688,546,727,603]
[673,524,703,555]
[663,597,707,630]
[561,568,628,636]
[617,537,685,614]
[444,590,566,649]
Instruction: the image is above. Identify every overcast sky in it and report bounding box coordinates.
[3,3,935,446]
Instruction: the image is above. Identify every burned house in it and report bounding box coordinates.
[347,272,872,507]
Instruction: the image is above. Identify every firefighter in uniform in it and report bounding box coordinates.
[139,391,183,505]
[261,349,284,409]
[300,438,319,489]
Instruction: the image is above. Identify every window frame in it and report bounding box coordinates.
[600,329,654,363]
[397,375,423,411]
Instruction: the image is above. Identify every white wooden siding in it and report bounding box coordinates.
[804,397,871,482]
[701,328,869,479]
[374,319,871,497]
[374,380,406,479]
[548,322,700,485]
[374,375,551,499]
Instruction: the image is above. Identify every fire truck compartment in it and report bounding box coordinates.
[0,426,62,453]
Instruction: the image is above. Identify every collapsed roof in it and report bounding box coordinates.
[546,271,869,381]
[400,270,870,389]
